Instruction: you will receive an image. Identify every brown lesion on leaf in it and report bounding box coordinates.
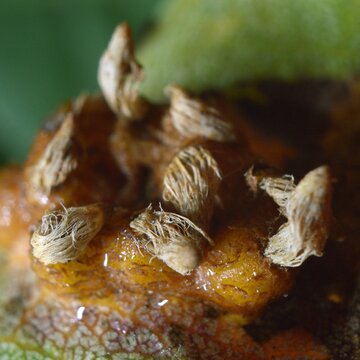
[0,20,341,360]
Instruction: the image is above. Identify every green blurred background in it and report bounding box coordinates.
[1,0,360,165]
[0,0,163,164]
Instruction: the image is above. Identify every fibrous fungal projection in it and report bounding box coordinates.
[98,23,147,120]
[130,205,212,275]
[26,114,79,199]
[247,166,332,267]
[31,204,106,265]
[164,85,236,142]
[162,145,222,228]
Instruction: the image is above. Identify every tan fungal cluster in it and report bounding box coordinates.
[26,114,78,197]
[163,145,222,228]
[29,21,332,275]
[100,24,233,275]
[27,23,234,275]
[130,205,212,275]
[25,21,334,278]
[98,23,146,120]
[31,204,105,265]
[252,166,332,267]
[165,85,236,142]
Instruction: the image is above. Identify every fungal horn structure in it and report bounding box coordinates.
[165,85,236,142]
[249,166,332,267]
[26,113,78,199]
[162,145,222,228]
[31,204,106,265]
[98,22,147,120]
[130,205,212,275]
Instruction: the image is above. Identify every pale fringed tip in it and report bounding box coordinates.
[165,85,236,143]
[245,165,295,207]
[130,205,212,275]
[163,146,222,228]
[259,175,296,209]
[254,166,332,267]
[31,204,105,265]
[98,22,146,120]
[27,114,78,197]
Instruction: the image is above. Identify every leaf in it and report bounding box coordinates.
[138,0,360,101]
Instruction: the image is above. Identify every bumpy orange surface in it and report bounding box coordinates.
[0,94,314,359]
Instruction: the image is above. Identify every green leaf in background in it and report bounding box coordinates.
[138,0,360,102]
[0,0,163,164]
